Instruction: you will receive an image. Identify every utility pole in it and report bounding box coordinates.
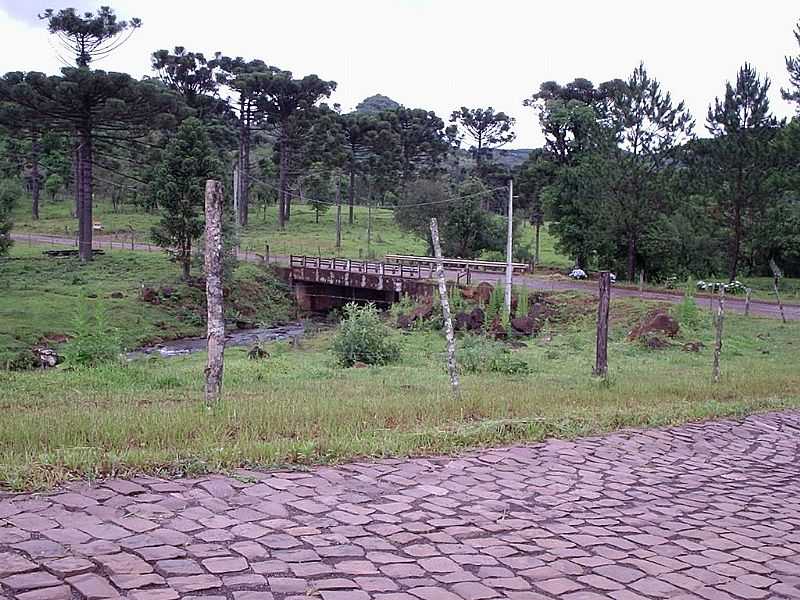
[335,175,342,253]
[504,178,514,319]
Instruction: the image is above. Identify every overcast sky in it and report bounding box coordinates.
[1,0,798,148]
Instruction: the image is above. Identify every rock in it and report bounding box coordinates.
[453,312,471,332]
[141,288,160,305]
[160,286,175,298]
[409,301,433,322]
[247,345,269,360]
[628,310,680,340]
[467,307,485,331]
[110,292,124,299]
[87,293,98,299]
[352,362,368,368]
[489,316,507,340]
[644,335,670,350]
[236,320,255,330]
[510,316,535,336]
[682,341,704,352]
[32,347,61,368]
[474,282,494,305]
[396,314,412,330]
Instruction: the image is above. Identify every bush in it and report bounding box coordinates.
[457,335,530,375]
[333,303,400,367]
[515,286,529,318]
[485,284,505,324]
[674,293,702,331]
[62,300,123,368]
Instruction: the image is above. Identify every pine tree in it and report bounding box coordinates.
[151,118,221,278]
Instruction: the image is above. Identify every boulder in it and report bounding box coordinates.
[489,316,507,340]
[454,312,471,331]
[628,310,679,340]
[141,287,160,304]
[247,344,269,360]
[644,335,670,350]
[468,307,485,331]
[682,341,704,352]
[474,282,494,305]
[511,316,535,336]
[409,301,433,322]
[396,314,412,330]
[32,346,61,368]
[352,361,368,368]
[110,291,124,299]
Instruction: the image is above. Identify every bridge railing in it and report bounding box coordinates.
[290,255,423,279]
[384,254,529,274]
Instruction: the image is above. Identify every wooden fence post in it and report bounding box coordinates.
[773,277,787,324]
[744,288,751,317]
[713,287,725,383]
[430,218,460,399]
[204,179,225,407]
[593,271,611,377]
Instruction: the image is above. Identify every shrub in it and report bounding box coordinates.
[333,303,400,367]
[457,335,530,375]
[515,286,529,318]
[674,293,702,331]
[62,300,123,367]
[485,283,505,325]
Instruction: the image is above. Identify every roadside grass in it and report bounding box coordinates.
[0,245,292,367]
[12,198,573,267]
[1,293,797,491]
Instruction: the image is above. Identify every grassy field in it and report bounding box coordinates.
[0,245,293,367]
[1,291,797,490]
[11,197,572,267]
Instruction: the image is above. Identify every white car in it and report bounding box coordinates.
[569,268,587,280]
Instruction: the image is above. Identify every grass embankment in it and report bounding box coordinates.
[1,291,797,490]
[12,198,572,266]
[0,245,293,367]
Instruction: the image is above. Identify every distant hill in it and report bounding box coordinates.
[492,148,535,169]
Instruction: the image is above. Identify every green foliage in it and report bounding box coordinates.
[485,284,505,324]
[515,286,530,318]
[333,302,400,367]
[448,286,466,313]
[43,174,64,201]
[457,335,530,375]
[151,117,220,278]
[0,179,18,256]
[62,300,123,368]
[674,293,702,331]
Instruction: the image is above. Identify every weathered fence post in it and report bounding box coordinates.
[713,287,725,383]
[430,217,460,399]
[593,271,611,377]
[204,180,225,407]
[744,288,751,317]
[773,278,787,324]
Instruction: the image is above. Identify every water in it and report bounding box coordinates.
[127,323,305,360]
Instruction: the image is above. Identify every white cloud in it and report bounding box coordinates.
[1,0,797,147]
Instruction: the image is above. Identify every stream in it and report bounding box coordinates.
[127,323,305,360]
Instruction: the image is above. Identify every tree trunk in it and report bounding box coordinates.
[278,139,288,230]
[594,271,611,377]
[348,165,355,226]
[626,235,636,282]
[77,127,93,263]
[30,133,40,221]
[240,119,250,227]
[72,144,79,219]
[430,217,460,398]
[335,177,342,251]
[728,205,742,282]
[182,242,191,280]
[204,180,225,406]
[534,222,540,267]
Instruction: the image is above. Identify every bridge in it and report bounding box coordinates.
[288,254,531,311]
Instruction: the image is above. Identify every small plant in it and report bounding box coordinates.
[62,300,123,367]
[389,293,416,321]
[457,335,530,375]
[515,286,529,319]
[485,284,505,326]
[675,293,702,331]
[448,286,466,313]
[333,302,400,367]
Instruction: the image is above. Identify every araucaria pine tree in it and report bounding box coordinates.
[151,118,220,278]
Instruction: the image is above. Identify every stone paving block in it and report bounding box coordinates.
[66,573,121,599]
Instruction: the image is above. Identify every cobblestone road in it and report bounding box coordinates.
[2,411,800,599]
